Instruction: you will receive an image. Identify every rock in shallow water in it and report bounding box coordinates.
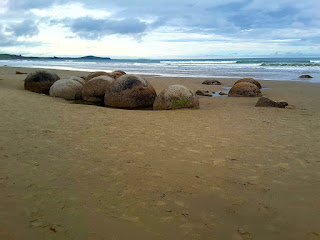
[299,75,312,79]
[196,90,212,96]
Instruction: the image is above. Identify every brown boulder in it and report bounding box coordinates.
[255,97,276,107]
[82,76,115,102]
[196,90,212,96]
[24,70,60,94]
[110,70,126,79]
[153,85,199,110]
[255,97,288,108]
[299,75,312,78]
[202,79,221,85]
[85,71,112,82]
[234,78,262,89]
[104,74,156,108]
[228,82,262,97]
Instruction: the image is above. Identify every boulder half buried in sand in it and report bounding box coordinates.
[85,71,112,82]
[49,76,84,100]
[153,85,199,110]
[234,78,262,89]
[82,75,115,102]
[228,82,262,97]
[24,70,60,94]
[104,74,156,108]
[255,97,288,108]
[202,79,221,85]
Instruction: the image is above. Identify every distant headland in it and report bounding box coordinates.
[0,54,111,60]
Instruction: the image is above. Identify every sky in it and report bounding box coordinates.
[0,0,320,59]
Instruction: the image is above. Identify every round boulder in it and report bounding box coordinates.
[234,78,262,89]
[228,82,262,97]
[24,70,60,94]
[82,75,115,102]
[85,71,112,82]
[153,85,199,110]
[111,70,126,79]
[104,74,156,108]
[49,76,84,100]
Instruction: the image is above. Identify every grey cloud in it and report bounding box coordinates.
[6,20,39,37]
[64,17,148,39]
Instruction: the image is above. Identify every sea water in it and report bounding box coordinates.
[1,58,320,83]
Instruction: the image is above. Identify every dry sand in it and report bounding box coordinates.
[0,66,320,240]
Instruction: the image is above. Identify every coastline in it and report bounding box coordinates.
[1,66,320,239]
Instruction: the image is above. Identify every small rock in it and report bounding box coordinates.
[196,90,212,96]
[238,228,247,235]
[299,75,312,78]
[34,162,39,166]
[202,79,221,85]
[219,91,227,95]
[166,210,172,213]
[16,71,27,74]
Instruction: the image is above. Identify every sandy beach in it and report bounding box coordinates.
[1,66,320,239]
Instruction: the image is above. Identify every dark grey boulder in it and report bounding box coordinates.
[202,79,221,85]
[24,70,60,94]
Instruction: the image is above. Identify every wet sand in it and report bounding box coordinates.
[1,66,320,240]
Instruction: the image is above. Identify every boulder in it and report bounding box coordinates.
[275,101,289,108]
[196,90,212,97]
[255,97,289,108]
[82,75,115,102]
[202,79,221,85]
[24,70,60,94]
[234,78,262,89]
[228,82,262,97]
[111,70,126,79]
[104,74,156,108]
[49,76,84,100]
[299,75,312,78]
[255,97,276,107]
[153,85,199,110]
[85,71,112,82]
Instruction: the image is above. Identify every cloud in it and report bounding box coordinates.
[66,17,148,39]
[1,0,320,57]
[6,20,39,37]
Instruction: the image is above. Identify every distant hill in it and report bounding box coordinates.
[0,54,111,60]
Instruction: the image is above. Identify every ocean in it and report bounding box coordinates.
[1,58,320,83]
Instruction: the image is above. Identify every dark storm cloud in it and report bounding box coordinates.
[67,17,148,39]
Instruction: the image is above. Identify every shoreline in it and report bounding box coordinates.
[1,66,320,239]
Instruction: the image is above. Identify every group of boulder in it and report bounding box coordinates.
[24,70,199,110]
[197,77,289,108]
[24,70,288,110]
